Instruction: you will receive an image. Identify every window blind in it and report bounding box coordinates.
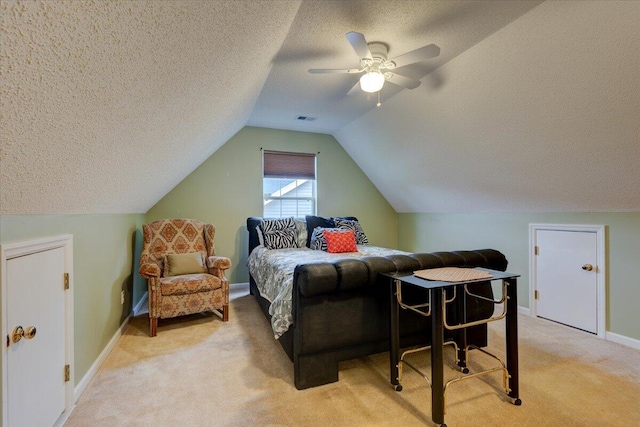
[263,151,316,179]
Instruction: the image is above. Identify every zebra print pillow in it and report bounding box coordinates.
[332,218,369,245]
[260,217,299,250]
[310,227,330,251]
[262,228,298,250]
[260,217,295,232]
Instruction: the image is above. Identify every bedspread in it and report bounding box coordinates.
[247,245,407,338]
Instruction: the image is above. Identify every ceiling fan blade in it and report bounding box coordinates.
[386,73,422,90]
[346,80,361,96]
[308,68,362,74]
[345,31,372,60]
[390,44,440,68]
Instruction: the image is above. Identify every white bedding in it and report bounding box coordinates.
[247,245,408,339]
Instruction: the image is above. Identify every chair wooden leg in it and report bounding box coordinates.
[149,317,158,337]
[222,304,229,322]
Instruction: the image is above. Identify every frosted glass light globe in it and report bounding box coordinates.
[359,71,384,93]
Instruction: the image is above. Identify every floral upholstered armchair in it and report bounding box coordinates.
[139,219,231,337]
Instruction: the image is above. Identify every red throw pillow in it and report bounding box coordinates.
[324,229,358,253]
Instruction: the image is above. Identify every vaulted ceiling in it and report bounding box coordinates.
[1,0,638,215]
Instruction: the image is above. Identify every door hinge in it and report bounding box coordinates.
[6,335,9,348]
[64,364,70,382]
[64,273,69,290]
[535,290,539,300]
[534,246,539,255]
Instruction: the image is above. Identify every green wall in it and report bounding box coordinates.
[146,126,398,284]
[0,213,145,385]
[1,129,636,405]
[398,212,640,340]
[0,139,637,407]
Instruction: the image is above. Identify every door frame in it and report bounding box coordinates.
[529,224,606,338]
[1,235,75,426]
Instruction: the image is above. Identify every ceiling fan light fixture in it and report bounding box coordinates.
[359,71,385,93]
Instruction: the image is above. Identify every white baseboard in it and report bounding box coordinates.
[53,404,74,427]
[230,282,249,289]
[520,306,640,351]
[73,284,247,403]
[133,291,148,316]
[64,287,640,419]
[74,313,131,402]
[606,331,640,351]
[518,305,531,316]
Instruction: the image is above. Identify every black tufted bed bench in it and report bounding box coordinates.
[246,216,508,389]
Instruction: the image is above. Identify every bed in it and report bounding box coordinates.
[246,216,508,389]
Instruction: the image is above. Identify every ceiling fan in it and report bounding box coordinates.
[308,31,440,99]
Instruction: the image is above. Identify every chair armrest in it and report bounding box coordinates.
[207,256,231,270]
[140,262,160,279]
[207,256,231,281]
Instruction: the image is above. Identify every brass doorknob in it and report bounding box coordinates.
[11,326,24,343]
[582,264,593,271]
[24,326,37,340]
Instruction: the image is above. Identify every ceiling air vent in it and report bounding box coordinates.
[296,116,316,122]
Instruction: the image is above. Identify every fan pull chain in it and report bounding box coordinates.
[377,91,381,107]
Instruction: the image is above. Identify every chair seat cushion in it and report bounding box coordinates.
[160,273,222,296]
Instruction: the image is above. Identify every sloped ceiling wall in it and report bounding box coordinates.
[0,0,301,214]
[1,1,638,216]
[335,1,640,212]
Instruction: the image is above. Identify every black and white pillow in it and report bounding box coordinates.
[310,227,331,251]
[332,218,369,245]
[259,217,299,250]
[262,228,298,250]
[260,217,295,233]
[305,215,335,247]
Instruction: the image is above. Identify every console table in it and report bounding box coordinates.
[382,268,521,427]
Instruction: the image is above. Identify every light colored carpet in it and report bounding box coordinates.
[65,288,640,426]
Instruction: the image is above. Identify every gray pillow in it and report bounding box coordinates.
[294,219,308,248]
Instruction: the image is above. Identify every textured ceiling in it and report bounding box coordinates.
[1,0,638,215]
[0,0,301,214]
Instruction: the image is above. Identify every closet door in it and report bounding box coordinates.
[3,235,73,427]
[535,229,598,334]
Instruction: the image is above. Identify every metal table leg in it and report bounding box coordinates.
[505,278,521,405]
[431,287,446,426]
[455,284,469,373]
[390,278,402,391]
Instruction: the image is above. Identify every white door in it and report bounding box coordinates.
[535,229,598,334]
[7,247,67,427]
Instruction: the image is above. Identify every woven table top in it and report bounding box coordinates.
[413,267,493,282]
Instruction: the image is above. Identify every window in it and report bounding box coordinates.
[263,150,316,218]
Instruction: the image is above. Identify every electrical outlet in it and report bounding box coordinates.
[120,290,125,305]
